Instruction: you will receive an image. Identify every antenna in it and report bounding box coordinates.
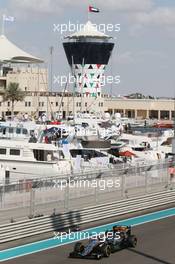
[1,15,5,35]
[71,55,75,122]
[80,58,85,113]
[172,93,175,156]
[174,92,175,136]
[49,46,54,92]
[88,5,90,21]
[110,49,113,98]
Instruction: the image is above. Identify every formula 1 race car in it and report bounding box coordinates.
[105,225,137,252]
[69,239,111,260]
[69,225,137,260]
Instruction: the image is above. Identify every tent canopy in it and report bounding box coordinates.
[0,35,43,64]
[119,150,136,157]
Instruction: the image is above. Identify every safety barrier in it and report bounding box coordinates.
[0,189,175,243]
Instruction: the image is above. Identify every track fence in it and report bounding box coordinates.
[0,161,174,224]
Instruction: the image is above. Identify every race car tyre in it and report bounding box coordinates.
[74,242,84,253]
[101,245,111,257]
[128,235,137,248]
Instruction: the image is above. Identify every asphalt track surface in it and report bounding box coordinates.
[2,215,175,264]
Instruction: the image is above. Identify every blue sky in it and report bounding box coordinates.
[1,0,175,97]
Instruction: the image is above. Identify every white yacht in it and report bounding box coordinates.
[117,133,169,164]
[0,137,120,183]
[0,140,72,182]
[0,126,30,141]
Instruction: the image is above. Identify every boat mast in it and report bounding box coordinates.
[80,57,85,113]
[49,46,54,92]
[173,95,175,155]
[71,55,75,124]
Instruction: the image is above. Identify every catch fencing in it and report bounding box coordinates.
[0,161,174,224]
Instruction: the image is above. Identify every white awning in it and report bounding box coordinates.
[0,35,43,64]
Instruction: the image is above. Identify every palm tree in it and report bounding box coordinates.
[3,82,26,118]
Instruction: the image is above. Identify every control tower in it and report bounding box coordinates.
[63,21,114,97]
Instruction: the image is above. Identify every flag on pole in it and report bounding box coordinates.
[3,15,15,22]
[88,6,100,13]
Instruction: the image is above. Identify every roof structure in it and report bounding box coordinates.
[65,21,112,40]
[0,35,43,64]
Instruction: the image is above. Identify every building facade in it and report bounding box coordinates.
[0,66,48,92]
[0,66,174,121]
[105,98,175,120]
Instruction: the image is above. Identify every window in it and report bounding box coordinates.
[2,127,6,135]
[7,102,10,107]
[25,101,31,107]
[9,127,14,134]
[70,149,82,158]
[39,102,44,107]
[33,149,44,161]
[10,149,20,156]
[58,150,65,159]
[61,102,64,107]
[56,102,58,107]
[93,150,107,158]
[16,128,21,134]
[22,128,28,135]
[33,149,46,161]
[85,102,87,107]
[0,148,6,155]
[82,149,107,159]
